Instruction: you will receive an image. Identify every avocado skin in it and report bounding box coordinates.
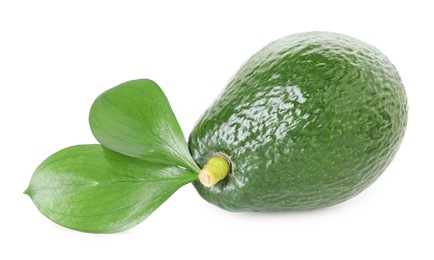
[188,32,408,211]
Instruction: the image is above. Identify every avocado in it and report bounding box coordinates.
[188,32,408,211]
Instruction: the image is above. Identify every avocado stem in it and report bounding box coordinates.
[198,155,230,187]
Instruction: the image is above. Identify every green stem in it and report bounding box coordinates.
[198,154,231,187]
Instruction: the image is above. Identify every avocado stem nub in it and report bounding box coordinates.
[198,155,230,187]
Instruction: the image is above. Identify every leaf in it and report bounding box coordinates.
[25,144,197,233]
[89,79,199,172]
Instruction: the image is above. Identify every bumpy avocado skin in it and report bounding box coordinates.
[188,32,408,211]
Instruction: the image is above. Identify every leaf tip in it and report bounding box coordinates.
[23,187,33,197]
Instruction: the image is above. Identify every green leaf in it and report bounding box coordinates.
[89,79,199,172]
[25,144,197,233]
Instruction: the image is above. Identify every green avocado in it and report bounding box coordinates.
[188,32,408,211]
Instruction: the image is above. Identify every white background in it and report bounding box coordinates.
[1,1,433,259]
